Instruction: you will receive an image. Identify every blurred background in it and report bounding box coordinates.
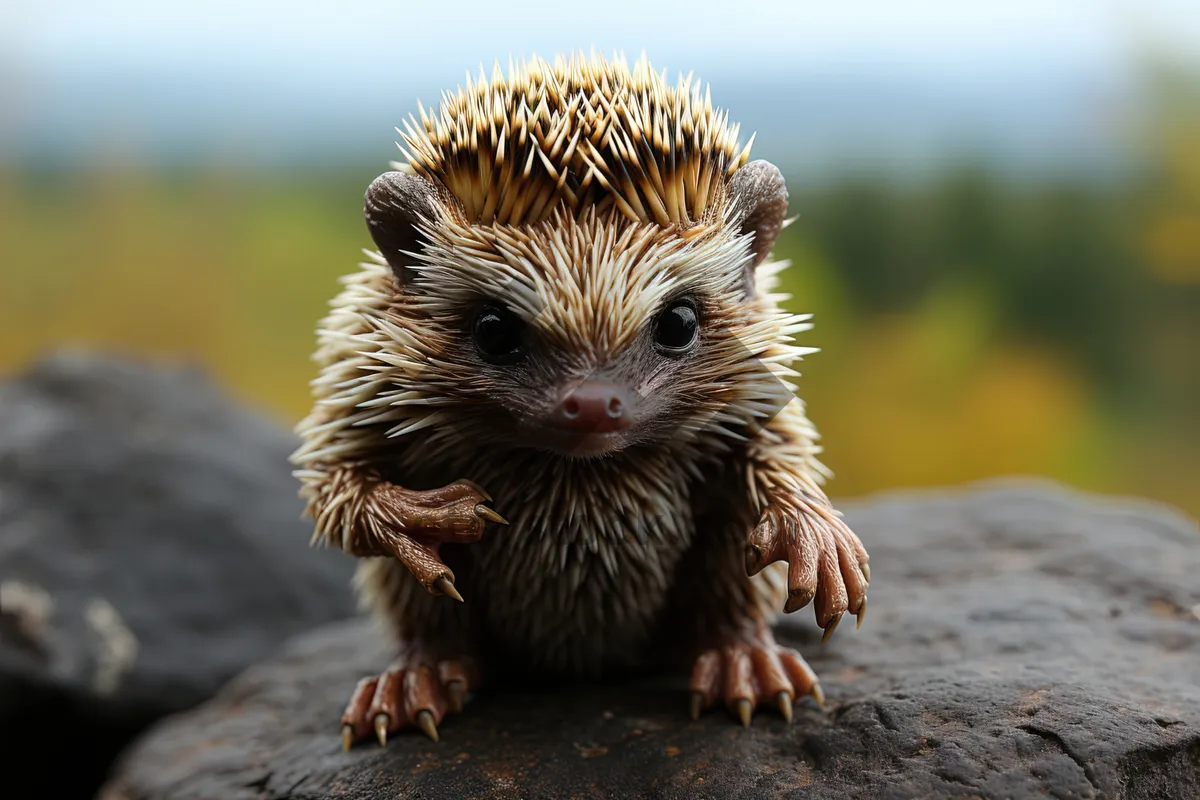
[2,1,1197,515]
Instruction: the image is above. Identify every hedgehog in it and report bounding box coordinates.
[291,52,871,748]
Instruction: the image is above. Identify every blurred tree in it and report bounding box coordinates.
[804,177,937,311]
[1132,54,1200,432]
[1138,56,1200,287]
[1005,183,1140,395]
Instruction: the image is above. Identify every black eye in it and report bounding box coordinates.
[472,304,525,364]
[654,299,699,354]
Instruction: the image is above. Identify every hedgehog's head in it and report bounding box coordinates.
[363,54,802,460]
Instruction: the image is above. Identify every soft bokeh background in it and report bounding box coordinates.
[3,1,1198,515]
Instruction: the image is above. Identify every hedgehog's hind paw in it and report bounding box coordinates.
[687,628,823,727]
[340,652,478,749]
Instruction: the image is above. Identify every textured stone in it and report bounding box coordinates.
[103,480,1200,799]
[0,353,358,799]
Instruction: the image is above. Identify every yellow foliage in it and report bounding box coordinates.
[804,317,1094,498]
[1143,211,1200,284]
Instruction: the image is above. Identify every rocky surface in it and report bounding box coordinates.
[103,480,1200,799]
[0,353,358,799]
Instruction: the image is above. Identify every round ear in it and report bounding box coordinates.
[364,171,439,285]
[727,160,789,297]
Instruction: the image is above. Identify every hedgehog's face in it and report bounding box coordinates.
[460,292,703,458]
[364,163,791,459]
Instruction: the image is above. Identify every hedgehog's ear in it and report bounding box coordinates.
[364,171,439,285]
[728,160,789,297]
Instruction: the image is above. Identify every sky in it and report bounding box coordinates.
[8,0,1199,76]
[4,1,1200,174]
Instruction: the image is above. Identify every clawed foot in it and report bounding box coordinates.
[745,493,870,641]
[341,651,479,749]
[365,478,506,600]
[688,628,822,726]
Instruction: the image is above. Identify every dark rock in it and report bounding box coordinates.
[101,480,1200,799]
[0,352,357,799]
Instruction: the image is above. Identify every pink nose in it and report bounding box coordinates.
[553,381,631,433]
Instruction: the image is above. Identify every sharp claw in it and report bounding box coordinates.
[811,683,825,707]
[734,698,753,728]
[744,545,762,576]
[777,691,793,724]
[416,709,440,742]
[433,576,464,603]
[689,691,704,720]
[784,588,814,614]
[474,504,508,525]
[458,479,492,502]
[856,595,867,629]
[821,613,842,645]
[447,680,465,714]
[342,723,354,752]
[373,714,389,747]
[861,562,871,583]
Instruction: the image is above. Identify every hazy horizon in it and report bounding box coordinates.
[5,1,1199,178]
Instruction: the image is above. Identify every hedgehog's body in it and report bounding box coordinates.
[292,54,870,745]
[356,423,705,673]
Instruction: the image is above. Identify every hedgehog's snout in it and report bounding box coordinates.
[552,381,632,434]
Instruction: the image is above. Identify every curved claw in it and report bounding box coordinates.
[432,576,463,602]
[820,613,842,645]
[416,709,439,742]
[734,698,753,728]
[374,713,389,747]
[474,505,508,525]
[457,478,492,502]
[777,691,793,724]
[342,724,354,752]
[861,562,871,583]
[855,595,867,629]
[784,586,816,615]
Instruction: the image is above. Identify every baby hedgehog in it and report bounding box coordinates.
[291,52,871,748]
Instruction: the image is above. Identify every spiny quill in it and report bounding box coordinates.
[394,51,753,227]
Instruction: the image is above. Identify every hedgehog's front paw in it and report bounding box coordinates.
[688,626,823,726]
[373,479,506,543]
[745,495,869,641]
[366,479,506,601]
[341,649,480,749]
